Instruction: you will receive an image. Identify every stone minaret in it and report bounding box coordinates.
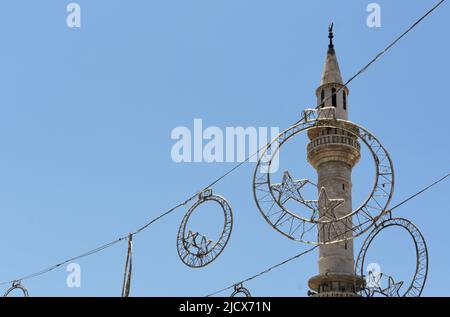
[306,26,364,296]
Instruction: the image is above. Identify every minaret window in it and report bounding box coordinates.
[331,88,337,107]
[343,91,347,110]
[321,90,325,107]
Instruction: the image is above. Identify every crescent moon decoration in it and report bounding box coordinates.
[3,281,29,297]
[253,108,394,245]
[355,217,428,297]
[230,283,251,297]
[176,189,233,268]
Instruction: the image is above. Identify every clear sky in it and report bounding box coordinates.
[0,0,449,297]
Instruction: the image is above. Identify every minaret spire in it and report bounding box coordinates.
[320,23,343,86]
[316,23,348,119]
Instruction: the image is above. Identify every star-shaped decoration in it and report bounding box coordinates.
[380,275,404,297]
[307,187,344,221]
[270,170,309,205]
[369,274,404,297]
[185,230,212,257]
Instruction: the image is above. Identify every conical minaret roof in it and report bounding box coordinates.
[315,24,349,120]
[319,23,343,86]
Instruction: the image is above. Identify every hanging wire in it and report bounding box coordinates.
[206,245,319,297]
[341,0,446,98]
[0,0,446,289]
[0,237,126,286]
[389,173,450,212]
[0,192,201,286]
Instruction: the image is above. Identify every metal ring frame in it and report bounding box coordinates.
[177,189,233,268]
[355,217,428,297]
[230,283,251,297]
[253,110,394,245]
[3,281,29,297]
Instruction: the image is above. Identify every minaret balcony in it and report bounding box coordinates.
[307,134,360,152]
[307,134,361,168]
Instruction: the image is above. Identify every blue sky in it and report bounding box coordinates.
[0,0,449,297]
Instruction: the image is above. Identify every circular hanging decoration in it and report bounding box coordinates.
[355,217,428,297]
[230,283,251,297]
[3,281,29,297]
[177,189,233,268]
[253,109,394,245]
